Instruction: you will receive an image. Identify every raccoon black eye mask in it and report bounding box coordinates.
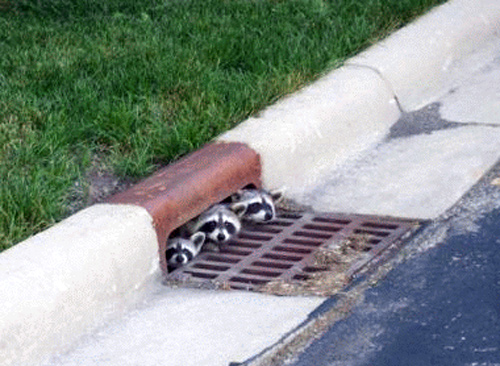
[197,217,237,241]
[199,220,217,234]
[165,245,194,263]
[199,218,237,235]
[230,188,283,222]
[165,232,206,270]
[224,221,237,234]
[245,202,273,215]
[189,204,242,244]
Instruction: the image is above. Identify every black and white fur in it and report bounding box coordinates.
[166,232,206,271]
[230,188,283,223]
[187,204,242,247]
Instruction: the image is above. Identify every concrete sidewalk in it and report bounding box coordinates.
[2,0,500,365]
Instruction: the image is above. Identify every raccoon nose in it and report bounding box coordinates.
[264,212,272,221]
[217,233,226,242]
[176,256,184,263]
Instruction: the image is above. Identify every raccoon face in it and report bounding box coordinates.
[231,189,283,222]
[194,204,241,244]
[166,232,205,270]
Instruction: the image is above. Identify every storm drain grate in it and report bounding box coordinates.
[165,212,419,294]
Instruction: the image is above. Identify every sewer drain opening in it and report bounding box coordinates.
[165,212,419,296]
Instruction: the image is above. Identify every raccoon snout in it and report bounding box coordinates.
[175,256,185,264]
[217,233,226,242]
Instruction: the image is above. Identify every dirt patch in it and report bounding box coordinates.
[86,167,132,205]
[259,235,372,297]
[66,154,135,215]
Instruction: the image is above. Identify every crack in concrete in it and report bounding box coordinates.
[345,62,404,112]
[346,63,500,140]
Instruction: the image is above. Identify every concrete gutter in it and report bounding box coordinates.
[1,0,499,365]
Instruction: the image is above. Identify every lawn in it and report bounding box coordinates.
[0,0,446,250]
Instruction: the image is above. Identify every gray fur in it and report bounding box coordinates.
[230,188,283,222]
[166,232,206,270]
[186,204,242,246]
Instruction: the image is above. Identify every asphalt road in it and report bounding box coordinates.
[289,171,500,366]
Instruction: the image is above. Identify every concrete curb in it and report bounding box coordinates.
[219,0,500,197]
[0,205,159,366]
[347,0,500,111]
[218,65,401,196]
[1,0,499,364]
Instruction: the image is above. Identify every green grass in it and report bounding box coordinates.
[0,0,446,251]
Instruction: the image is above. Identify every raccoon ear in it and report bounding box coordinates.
[190,232,206,249]
[230,189,245,202]
[270,189,284,202]
[230,202,247,218]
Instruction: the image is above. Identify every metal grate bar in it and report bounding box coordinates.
[166,212,418,293]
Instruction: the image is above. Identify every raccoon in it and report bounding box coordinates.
[165,232,206,271]
[230,188,283,222]
[188,204,242,247]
